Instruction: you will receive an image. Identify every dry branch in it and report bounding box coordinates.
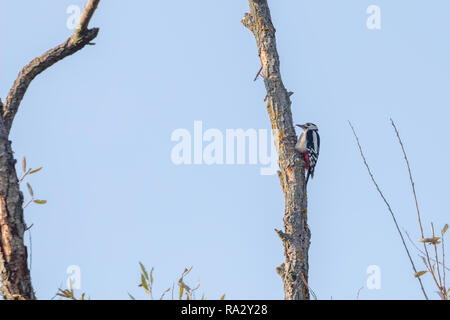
[390,119,444,296]
[0,0,100,300]
[75,0,100,37]
[349,121,428,299]
[2,0,100,135]
[242,0,310,300]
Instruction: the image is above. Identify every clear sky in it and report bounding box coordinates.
[1,0,449,300]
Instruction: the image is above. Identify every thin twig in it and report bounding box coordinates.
[22,198,33,209]
[300,272,317,300]
[390,119,441,294]
[28,228,32,271]
[391,119,425,236]
[253,52,264,81]
[431,223,443,294]
[18,169,31,184]
[356,286,364,300]
[253,65,263,81]
[349,121,428,299]
[50,281,64,300]
[442,229,447,298]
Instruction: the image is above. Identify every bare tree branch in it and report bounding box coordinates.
[2,0,100,135]
[349,121,428,300]
[0,0,100,300]
[390,119,443,294]
[75,0,100,37]
[242,0,310,300]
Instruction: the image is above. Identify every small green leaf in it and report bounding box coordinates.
[220,294,226,300]
[443,224,449,235]
[26,183,34,197]
[33,200,47,204]
[139,262,149,280]
[150,267,154,286]
[140,274,150,295]
[29,167,43,175]
[140,274,146,287]
[414,271,427,278]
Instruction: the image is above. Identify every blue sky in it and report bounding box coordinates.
[1,0,449,300]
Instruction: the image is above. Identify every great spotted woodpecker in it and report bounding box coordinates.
[295,123,320,185]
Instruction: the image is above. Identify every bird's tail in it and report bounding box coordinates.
[305,167,314,186]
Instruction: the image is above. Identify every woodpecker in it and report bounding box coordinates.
[295,123,320,185]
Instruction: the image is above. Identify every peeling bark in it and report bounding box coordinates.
[242,0,311,300]
[0,0,100,300]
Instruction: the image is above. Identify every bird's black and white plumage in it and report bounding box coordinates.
[294,123,320,185]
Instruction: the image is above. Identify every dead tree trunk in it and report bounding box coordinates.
[0,0,100,300]
[242,0,311,300]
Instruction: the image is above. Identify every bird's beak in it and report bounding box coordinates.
[296,124,305,129]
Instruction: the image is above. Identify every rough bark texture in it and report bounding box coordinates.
[0,0,100,300]
[242,0,311,300]
[0,119,33,300]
